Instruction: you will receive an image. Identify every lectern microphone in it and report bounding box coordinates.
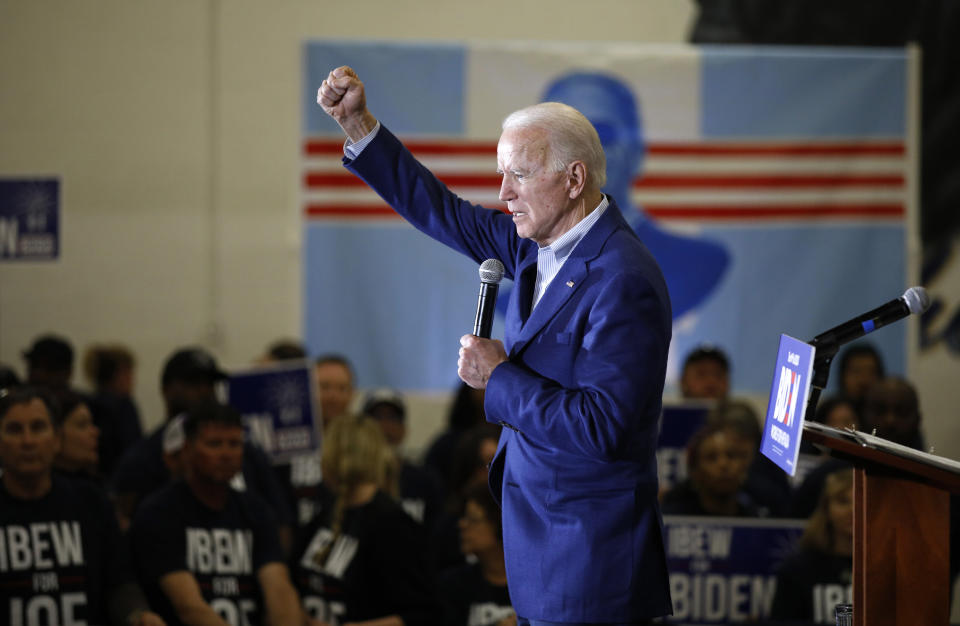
[812,286,930,348]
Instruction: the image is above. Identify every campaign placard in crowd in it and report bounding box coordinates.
[226,361,320,463]
[663,516,805,624]
[657,403,711,491]
[760,334,816,476]
[0,178,59,260]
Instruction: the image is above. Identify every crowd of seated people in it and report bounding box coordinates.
[0,334,509,625]
[0,334,954,625]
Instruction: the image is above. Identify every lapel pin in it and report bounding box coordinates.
[566,280,575,287]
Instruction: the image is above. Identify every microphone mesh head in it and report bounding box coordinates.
[479,258,505,284]
[903,286,930,315]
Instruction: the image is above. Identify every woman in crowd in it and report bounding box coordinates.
[51,389,101,480]
[290,415,437,626]
[708,399,790,516]
[438,483,514,626]
[661,420,762,517]
[771,468,854,624]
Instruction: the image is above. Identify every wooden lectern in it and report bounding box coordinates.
[803,422,960,626]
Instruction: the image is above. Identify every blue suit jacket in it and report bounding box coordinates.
[346,126,673,621]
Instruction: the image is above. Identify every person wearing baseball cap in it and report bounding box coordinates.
[112,347,293,545]
[159,347,228,418]
[112,346,227,526]
[22,334,74,389]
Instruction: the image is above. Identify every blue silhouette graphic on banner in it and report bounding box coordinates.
[544,72,730,318]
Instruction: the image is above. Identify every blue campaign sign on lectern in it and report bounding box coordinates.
[760,334,815,476]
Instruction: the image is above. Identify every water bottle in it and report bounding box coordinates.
[834,603,853,626]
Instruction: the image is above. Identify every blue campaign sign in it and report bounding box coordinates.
[226,362,320,463]
[657,403,711,491]
[0,179,59,260]
[760,334,816,476]
[664,516,805,623]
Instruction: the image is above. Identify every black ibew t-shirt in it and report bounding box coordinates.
[130,480,283,626]
[0,475,133,625]
[291,490,437,626]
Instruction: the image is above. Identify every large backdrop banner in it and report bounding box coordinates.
[301,42,916,394]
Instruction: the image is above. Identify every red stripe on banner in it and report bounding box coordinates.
[304,172,904,190]
[305,139,905,158]
[643,204,904,219]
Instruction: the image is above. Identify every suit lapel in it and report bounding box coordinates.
[507,198,626,357]
[515,257,538,323]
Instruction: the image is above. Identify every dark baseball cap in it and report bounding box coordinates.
[161,347,227,386]
[22,335,74,371]
[362,388,406,421]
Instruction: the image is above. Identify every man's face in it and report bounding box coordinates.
[691,430,750,498]
[862,380,920,446]
[315,362,353,424]
[680,360,729,400]
[0,399,60,479]
[368,404,405,447]
[842,354,881,402]
[183,423,244,485]
[26,365,70,389]
[497,126,580,247]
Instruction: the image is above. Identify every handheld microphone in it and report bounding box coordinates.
[811,286,930,348]
[473,259,505,338]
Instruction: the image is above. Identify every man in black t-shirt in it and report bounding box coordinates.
[0,387,163,626]
[129,400,305,626]
[112,347,292,537]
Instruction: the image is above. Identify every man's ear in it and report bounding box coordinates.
[566,161,588,199]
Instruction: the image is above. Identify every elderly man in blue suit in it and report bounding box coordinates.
[319,66,673,624]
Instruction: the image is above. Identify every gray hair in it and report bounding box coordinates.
[502,102,607,190]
